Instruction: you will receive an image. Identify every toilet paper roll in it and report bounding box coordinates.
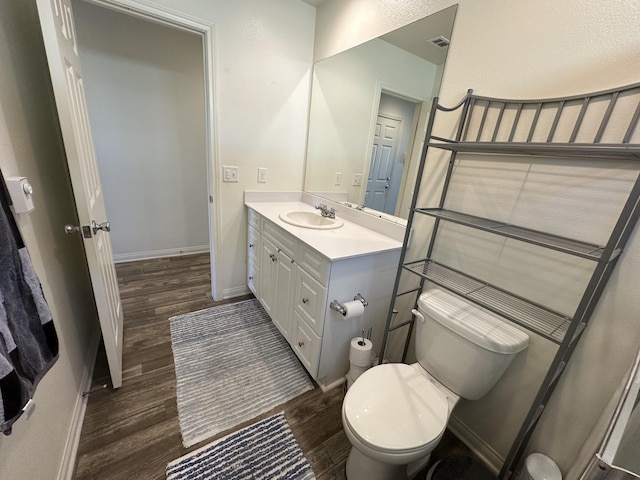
[341,300,365,319]
[348,364,369,377]
[349,337,373,367]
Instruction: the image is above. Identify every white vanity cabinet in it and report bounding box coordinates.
[246,206,401,391]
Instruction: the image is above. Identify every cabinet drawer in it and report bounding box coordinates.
[294,267,327,337]
[247,224,260,262]
[298,245,330,285]
[248,208,260,229]
[263,219,297,258]
[292,311,321,378]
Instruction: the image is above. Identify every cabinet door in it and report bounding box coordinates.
[294,267,327,337]
[248,224,259,262]
[248,256,259,296]
[259,236,277,317]
[292,310,321,378]
[273,249,295,341]
[247,224,260,296]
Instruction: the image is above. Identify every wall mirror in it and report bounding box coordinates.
[304,5,457,221]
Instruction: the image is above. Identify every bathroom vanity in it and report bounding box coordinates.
[245,192,403,391]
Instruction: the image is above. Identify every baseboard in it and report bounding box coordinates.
[317,376,345,393]
[56,327,101,480]
[448,414,504,475]
[222,285,251,299]
[113,245,209,263]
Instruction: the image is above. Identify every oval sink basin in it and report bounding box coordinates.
[279,211,344,230]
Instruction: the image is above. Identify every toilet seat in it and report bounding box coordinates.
[343,363,449,455]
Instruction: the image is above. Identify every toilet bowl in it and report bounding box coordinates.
[342,363,459,480]
[341,289,529,480]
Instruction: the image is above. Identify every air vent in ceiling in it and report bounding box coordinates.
[428,36,450,48]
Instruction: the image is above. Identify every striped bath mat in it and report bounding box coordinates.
[170,299,314,447]
[166,413,315,480]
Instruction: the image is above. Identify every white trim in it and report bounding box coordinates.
[448,415,504,475]
[56,327,101,480]
[318,376,346,392]
[113,245,209,264]
[222,285,251,299]
[83,0,221,300]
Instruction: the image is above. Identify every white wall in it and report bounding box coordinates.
[0,2,99,479]
[305,38,436,203]
[313,0,640,477]
[74,2,209,262]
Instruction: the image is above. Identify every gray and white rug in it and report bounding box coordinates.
[166,413,315,480]
[170,299,314,447]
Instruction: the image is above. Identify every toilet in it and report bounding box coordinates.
[342,288,530,480]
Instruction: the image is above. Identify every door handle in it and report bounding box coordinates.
[65,224,93,238]
[65,224,80,235]
[91,220,111,234]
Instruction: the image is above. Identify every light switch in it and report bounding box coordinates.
[257,167,267,183]
[6,176,35,213]
[223,166,239,183]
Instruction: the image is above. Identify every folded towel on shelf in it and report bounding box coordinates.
[0,171,58,435]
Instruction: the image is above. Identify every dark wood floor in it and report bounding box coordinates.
[73,253,472,480]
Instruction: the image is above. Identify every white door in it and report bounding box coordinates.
[365,115,401,213]
[36,0,124,388]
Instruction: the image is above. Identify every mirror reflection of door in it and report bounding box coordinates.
[365,92,419,215]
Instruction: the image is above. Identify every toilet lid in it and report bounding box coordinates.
[344,364,449,453]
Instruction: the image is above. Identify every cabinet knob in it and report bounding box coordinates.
[302,298,309,304]
[249,276,253,280]
[298,341,305,347]
[249,243,254,248]
[270,253,277,262]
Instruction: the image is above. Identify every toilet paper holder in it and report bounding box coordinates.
[330,293,368,316]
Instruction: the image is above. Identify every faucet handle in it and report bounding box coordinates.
[315,203,327,210]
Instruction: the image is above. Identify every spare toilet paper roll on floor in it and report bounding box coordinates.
[349,337,373,367]
[340,300,365,319]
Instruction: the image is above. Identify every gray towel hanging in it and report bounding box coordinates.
[0,170,58,435]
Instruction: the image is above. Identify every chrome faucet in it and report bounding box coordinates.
[315,204,336,219]
[355,204,366,211]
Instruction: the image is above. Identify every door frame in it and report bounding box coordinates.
[82,0,222,300]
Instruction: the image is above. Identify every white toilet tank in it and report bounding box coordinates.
[415,289,529,400]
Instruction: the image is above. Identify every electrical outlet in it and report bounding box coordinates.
[352,173,363,186]
[257,167,267,183]
[223,166,239,183]
[335,172,343,186]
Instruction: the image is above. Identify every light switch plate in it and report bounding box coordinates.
[335,172,343,186]
[257,167,267,183]
[352,174,363,186]
[223,166,239,183]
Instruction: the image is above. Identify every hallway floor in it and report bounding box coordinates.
[73,253,473,479]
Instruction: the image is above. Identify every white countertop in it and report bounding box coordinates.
[245,201,403,261]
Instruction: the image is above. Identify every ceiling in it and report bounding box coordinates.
[301,0,328,6]
[299,1,454,65]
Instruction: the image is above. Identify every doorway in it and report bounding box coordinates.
[365,91,420,216]
[73,0,210,266]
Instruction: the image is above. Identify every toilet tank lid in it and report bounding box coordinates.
[417,289,529,354]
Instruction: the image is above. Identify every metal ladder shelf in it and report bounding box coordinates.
[378,81,640,479]
[403,258,571,344]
